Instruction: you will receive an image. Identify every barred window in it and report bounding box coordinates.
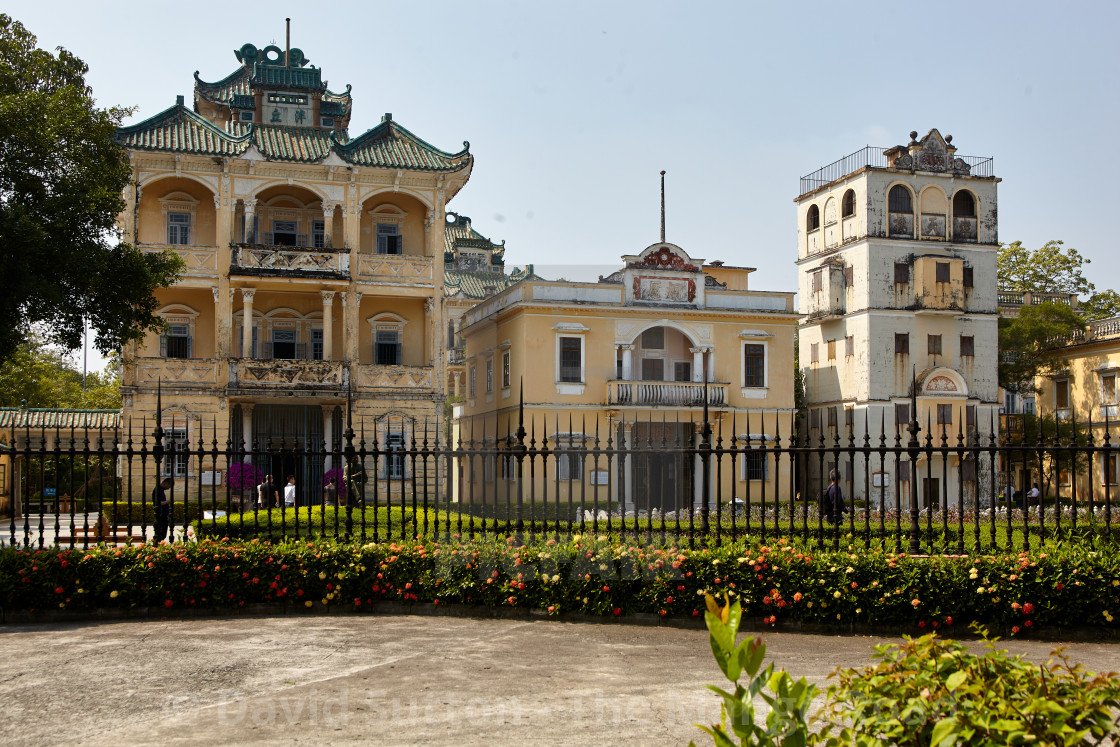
[741,451,769,481]
[559,337,582,383]
[953,191,976,218]
[807,205,820,232]
[743,344,765,387]
[888,185,912,213]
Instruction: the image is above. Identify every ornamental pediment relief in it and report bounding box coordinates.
[623,243,704,273]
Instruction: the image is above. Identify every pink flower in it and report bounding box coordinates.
[851,582,858,589]
[793,592,803,602]
[911,599,921,607]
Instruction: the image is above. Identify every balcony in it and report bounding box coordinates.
[447,348,466,365]
[356,364,435,390]
[607,380,727,407]
[140,243,218,277]
[123,357,220,386]
[230,359,347,389]
[355,254,434,283]
[230,243,349,277]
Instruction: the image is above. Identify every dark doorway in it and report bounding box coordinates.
[248,404,325,505]
[922,477,940,510]
[631,422,693,513]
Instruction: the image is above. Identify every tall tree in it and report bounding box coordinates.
[997,240,1120,320]
[0,15,181,363]
[0,334,120,409]
[998,302,1085,394]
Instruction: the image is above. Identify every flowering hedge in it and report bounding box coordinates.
[1,536,1117,634]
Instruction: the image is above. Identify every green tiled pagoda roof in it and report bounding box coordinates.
[116,104,251,156]
[194,67,251,105]
[337,119,470,171]
[443,212,504,259]
[116,103,470,171]
[444,266,538,300]
[254,125,336,162]
[0,408,120,430]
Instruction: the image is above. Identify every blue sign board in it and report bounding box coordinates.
[43,487,56,497]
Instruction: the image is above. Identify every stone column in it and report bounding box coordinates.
[705,347,715,382]
[322,405,334,473]
[321,202,336,249]
[452,371,462,398]
[690,347,705,383]
[619,344,633,380]
[242,198,257,243]
[241,288,255,358]
[321,291,335,360]
[241,403,254,460]
[343,291,361,363]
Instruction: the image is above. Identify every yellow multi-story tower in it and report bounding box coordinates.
[114,39,472,498]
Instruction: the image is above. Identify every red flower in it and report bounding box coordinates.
[918,621,926,628]
[1022,602,1035,615]
[850,582,858,589]
[613,607,622,616]
[666,596,674,604]
[602,585,610,592]
[54,587,64,594]
[763,596,772,606]
[945,616,953,626]
[793,592,803,602]
[1024,620,1033,627]
[165,600,174,608]
[1011,625,1020,634]
[1056,583,1064,591]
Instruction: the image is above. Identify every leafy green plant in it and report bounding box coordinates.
[813,625,1120,746]
[692,593,818,747]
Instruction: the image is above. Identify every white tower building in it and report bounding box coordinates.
[795,129,999,510]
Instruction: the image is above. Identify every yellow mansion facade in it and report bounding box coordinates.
[457,240,798,514]
[115,41,472,497]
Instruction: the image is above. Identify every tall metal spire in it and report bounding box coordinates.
[660,170,666,243]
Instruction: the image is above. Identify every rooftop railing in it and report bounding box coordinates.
[799,147,995,195]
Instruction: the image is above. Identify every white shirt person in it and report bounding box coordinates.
[283,476,296,507]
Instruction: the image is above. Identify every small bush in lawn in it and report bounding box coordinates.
[813,625,1120,746]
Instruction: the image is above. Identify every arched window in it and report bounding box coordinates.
[887,185,914,238]
[953,191,975,218]
[806,205,820,232]
[888,185,912,213]
[842,190,856,218]
[953,190,978,242]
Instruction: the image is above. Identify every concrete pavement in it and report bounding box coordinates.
[1,615,1118,745]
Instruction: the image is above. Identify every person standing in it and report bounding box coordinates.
[825,469,847,525]
[323,477,338,508]
[257,474,276,509]
[153,478,172,543]
[283,475,296,508]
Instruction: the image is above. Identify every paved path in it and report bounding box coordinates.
[1,615,1118,745]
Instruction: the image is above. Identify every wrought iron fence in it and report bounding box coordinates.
[3,390,1118,553]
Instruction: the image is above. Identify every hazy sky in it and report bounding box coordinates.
[8,0,1119,369]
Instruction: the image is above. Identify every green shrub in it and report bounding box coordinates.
[192,505,421,540]
[691,593,817,747]
[813,627,1120,746]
